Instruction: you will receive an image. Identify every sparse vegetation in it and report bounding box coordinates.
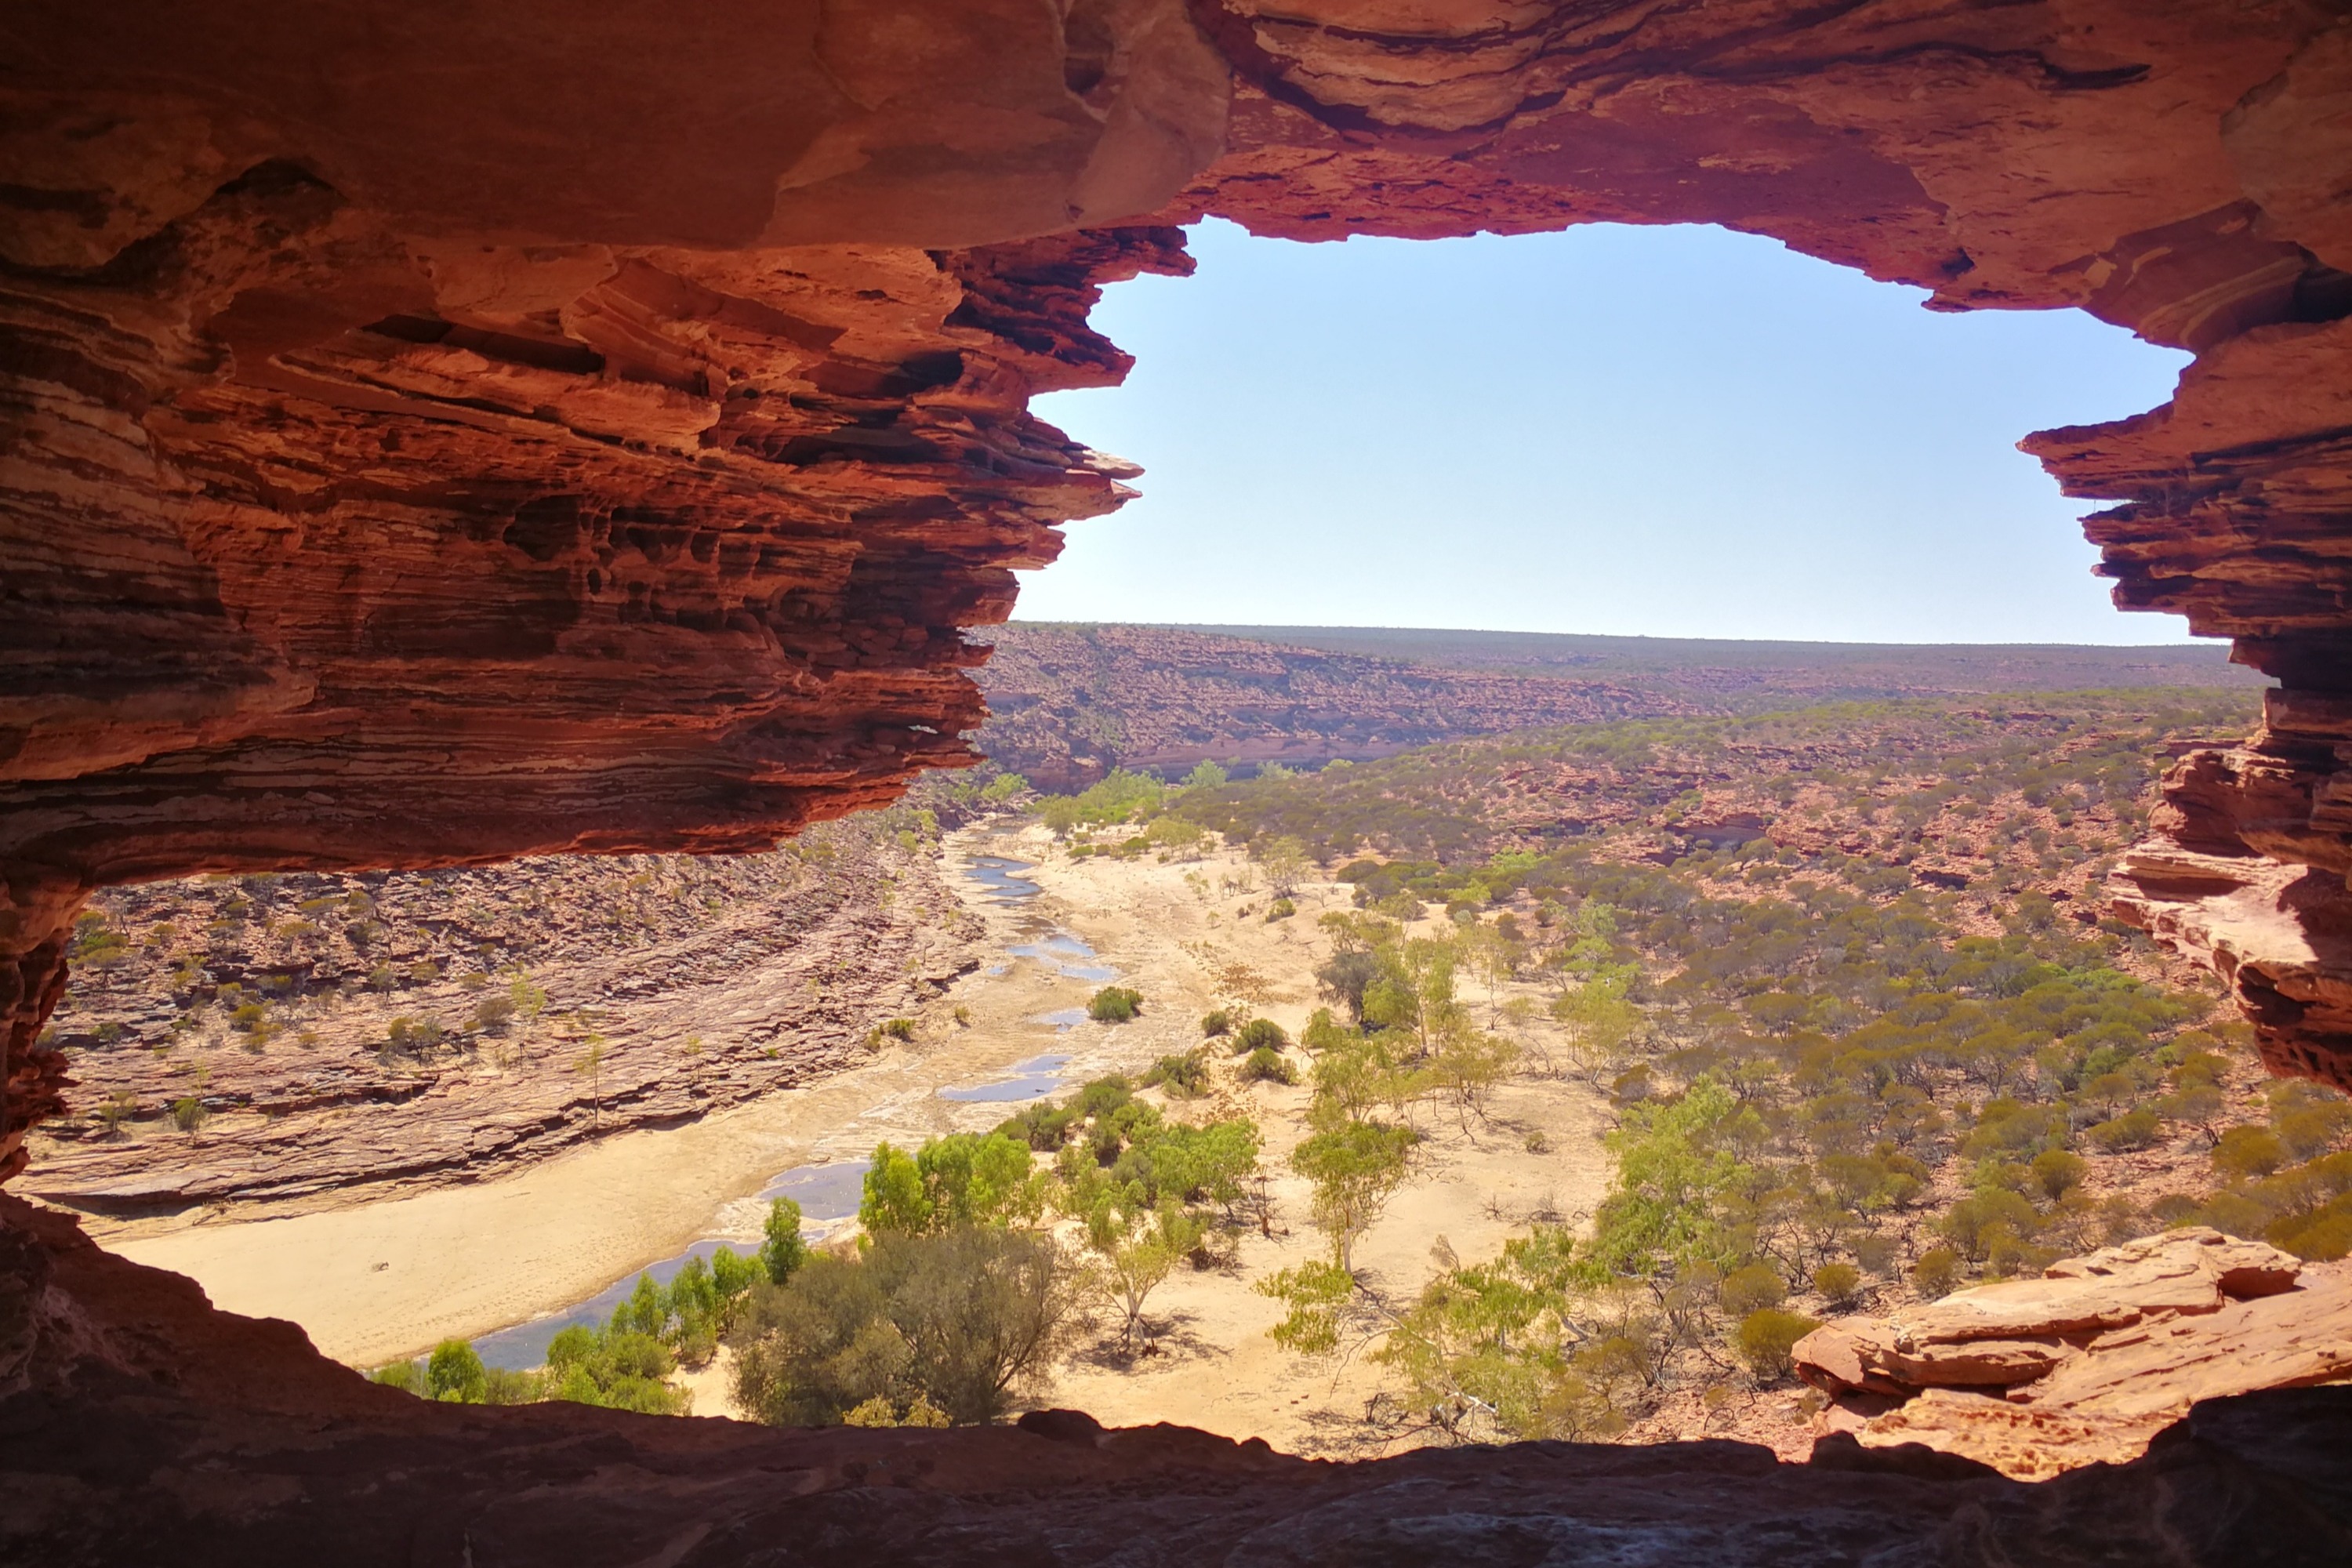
[1087,985,1143,1023]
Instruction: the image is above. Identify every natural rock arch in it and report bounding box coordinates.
[3,2,2350,1187]
[6,6,2352,1559]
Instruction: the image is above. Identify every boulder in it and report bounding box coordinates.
[1797,1230,2352,1478]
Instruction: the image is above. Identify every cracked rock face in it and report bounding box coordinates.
[5,9,2352,1144]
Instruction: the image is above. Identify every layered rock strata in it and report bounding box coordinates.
[2,1192,2348,1564]
[1796,1228,2352,1479]
[7,2,2352,1147]
[21,831,980,1210]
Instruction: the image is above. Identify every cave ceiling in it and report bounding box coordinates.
[6,0,2352,1178]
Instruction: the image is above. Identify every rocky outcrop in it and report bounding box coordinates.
[2111,691,2352,1090]
[20,827,981,1210]
[1,1192,2346,1564]
[1797,1229,2352,1479]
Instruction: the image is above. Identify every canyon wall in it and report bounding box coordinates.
[5,2,2352,1166]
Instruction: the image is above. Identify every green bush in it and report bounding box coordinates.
[1812,1262,1863,1308]
[1088,986,1143,1023]
[1736,1308,1820,1382]
[2087,1106,2161,1152]
[2213,1125,2286,1181]
[1200,1009,1234,1039]
[859,1133,1035,1236]
[2030,1149,2088,1200]
[730,1225,1084,1426]
[1265,897,1297,921]
[546,1322,686,1414]
[1142,1051,1209,1098]
[999,1100,1078,1151]
[1241,1046,1297,1085]
[1719,1261,1787,1318]
[369,1359,423,1393]
[1911,1247,1961,1298]
[1940,1189,2038,1261]
[1235,1017,1289,1055]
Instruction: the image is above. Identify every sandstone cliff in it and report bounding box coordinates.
[22,820,979,1210]
[7,2,2352,1152]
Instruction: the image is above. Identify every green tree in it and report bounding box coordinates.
[861,1141,934,1236]
[426,1338,489,1403]
[572,1033,608,1128]
[1291,1119,1417,1270]
[1258,835,1312,898]
[760,1196,809,1283]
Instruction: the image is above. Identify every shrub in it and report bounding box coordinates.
[1812,1262,1863,1308]
[1241,1046,1297,1085]
[546,1322,687,1414]
[1088,986,1143,1024]
[169,1096,206,1134]
[1911,1247,1961,1298]
[1200,1009,1234,1039]
[2213,1125,2287,1181]
[999,1100,1078,1151]
[879,1018,917,1042]
[474,993,517,1032]
[1940,1189,2038,1261]
[370,1359,423,1393]
[1849,1232,1898,1278]
[2030,1148,2088,1200]
[1736,1308,1820,1382]
[1265,897,1297,921]
[730,1225,1083,1426]
[2277,1102,2352,1160]
[1719,1262,1787,1318]
[386,1016,444,1054]
[1075,1076,1134,1120]
[1235,1017,1289,1055]
[2087,1106,2161,1152]
[1142,1051,1209,1098]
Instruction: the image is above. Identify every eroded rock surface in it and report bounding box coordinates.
[8,2,2352,1145]
[20,826,980,1210]
[1797,1228,2352,1478]
[1,1193,2346,1565]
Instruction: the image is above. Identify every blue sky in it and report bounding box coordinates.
[1022,219,2197,645]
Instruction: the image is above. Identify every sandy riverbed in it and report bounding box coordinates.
[82,822,1617,1455]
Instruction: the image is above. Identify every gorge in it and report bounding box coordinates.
[7,2,2352,1560]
